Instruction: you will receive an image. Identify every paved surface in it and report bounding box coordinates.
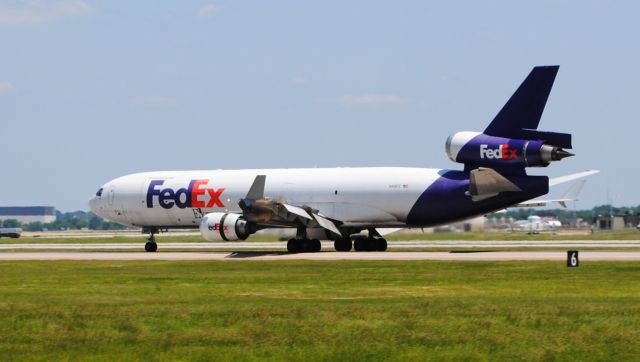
[0,251,639,261]
[2,240,640,250]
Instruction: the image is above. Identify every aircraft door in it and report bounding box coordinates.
[108,186,115,206]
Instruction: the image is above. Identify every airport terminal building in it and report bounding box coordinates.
[0,207,56,224]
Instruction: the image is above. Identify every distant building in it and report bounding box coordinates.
[592,214,639,231]
[0,207,56,224]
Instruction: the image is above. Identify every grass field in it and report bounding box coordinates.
[0,260,639,361]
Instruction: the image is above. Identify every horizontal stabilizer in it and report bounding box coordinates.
[469,168,522,201]
[519,129,572,149]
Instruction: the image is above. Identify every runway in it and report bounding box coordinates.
[0,251,639,261]
[2,240,640,250]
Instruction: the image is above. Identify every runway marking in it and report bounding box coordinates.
[1,240,640,250]
[0,251,639,261]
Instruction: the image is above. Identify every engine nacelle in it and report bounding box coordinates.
[199,212,250,241]
[445,131,573,168]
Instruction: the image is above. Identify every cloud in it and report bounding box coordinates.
[197,3,221,18]
[0,0,95,25]
[290,75,307,84]
[339,94,408,106]
[0,81,16,93]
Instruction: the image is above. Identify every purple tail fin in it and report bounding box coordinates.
[484,65,559,138]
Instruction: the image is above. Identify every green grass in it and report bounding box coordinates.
[0,261,639,361]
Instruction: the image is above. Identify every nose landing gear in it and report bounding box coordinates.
[143,227,159,252]
[145,237,158,252]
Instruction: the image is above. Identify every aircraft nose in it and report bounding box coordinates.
[89,186,105,216]
[89,196,100,214]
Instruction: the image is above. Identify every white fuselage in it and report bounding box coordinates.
[90,167,444,229]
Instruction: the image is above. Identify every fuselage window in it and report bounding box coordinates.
[96,188,103,197]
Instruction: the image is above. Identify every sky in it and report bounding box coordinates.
[0,1,638,212]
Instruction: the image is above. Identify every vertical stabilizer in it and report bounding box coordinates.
[484,66,559,138]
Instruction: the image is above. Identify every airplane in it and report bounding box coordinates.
[508,180,589,233]
[89,65,597,253]
[511,215,562,233]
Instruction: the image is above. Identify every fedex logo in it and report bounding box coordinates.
[480,144,518,160]
[147,179,225,209]
[208,224,229,232]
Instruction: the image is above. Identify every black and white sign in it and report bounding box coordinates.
[567,250,579,267]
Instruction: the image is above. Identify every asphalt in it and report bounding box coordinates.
[0,251,639,261]
[2,240,640,250]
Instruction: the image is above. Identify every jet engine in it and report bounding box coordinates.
[445,131,573,168]
[199,212,251,241]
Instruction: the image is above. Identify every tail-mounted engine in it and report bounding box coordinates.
[199,212,251,241]
[445,131,573,168]
[446,66,574,170]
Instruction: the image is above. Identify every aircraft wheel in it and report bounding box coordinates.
[365,238,377,251]
[287,239,301,253]
[311,239,322,252]
[300,239,319,253]
[375,238,388,251]
[145,241,158,252]
[301,239,311,253]
[354,239,367,252]
[334,238,352,252]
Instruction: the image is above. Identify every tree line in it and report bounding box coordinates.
[1,204,638,231]
[0,211,128,231]
[488,204,640,224]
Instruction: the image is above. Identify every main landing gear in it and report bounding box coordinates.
[287,238,322,253]
[338,237,387,252]
[144,227,158,252]
[353,237,387,252]
[334,237,352,252]
[286,237,388,253]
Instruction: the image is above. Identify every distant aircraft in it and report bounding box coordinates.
[90,66,598,252]
[512,216,562,233]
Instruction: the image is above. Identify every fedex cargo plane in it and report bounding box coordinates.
[90,66,595,252]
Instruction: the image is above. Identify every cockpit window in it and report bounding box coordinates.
[96,188,103,197]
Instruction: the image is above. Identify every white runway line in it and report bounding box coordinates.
[0,251,639,261]
[1,240,640,250]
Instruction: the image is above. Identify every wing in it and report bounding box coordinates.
[549,170,599,186]
[375,228,403,236]
[238,175,343,237]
